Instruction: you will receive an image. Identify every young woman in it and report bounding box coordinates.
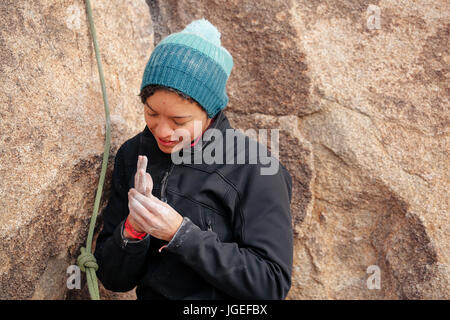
[94,19,293,300]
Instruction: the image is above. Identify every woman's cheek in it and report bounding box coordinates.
[173,126,194,144]
[145,116,157,131]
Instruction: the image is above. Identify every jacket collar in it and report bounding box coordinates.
[138,110,231,165]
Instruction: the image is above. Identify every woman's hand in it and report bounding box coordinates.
[125,155,154,235]
[127,188,183,242]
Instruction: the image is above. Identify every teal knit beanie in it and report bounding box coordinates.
[140,18,233,118]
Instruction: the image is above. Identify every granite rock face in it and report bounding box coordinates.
[289,0,449,299]
[1,0,448,299]
[149,0,448,299]
[0,0,151,299]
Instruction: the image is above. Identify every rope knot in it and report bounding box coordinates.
[77,247,99,272]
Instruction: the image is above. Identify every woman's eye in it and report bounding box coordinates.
[146,112,186,126]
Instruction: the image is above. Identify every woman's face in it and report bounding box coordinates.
[144,90,212,154]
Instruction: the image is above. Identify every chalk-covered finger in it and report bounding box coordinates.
[138,155,148,172]
[135,156,149,194]
[137,169,147,194]
[129,192,153,224]
[144,172,154,198]
[134,169,143,194]
[133,159,144,193]
[134,156,141,191]
[132,190,170,216]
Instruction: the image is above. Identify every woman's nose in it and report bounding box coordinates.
[153,120,173,139]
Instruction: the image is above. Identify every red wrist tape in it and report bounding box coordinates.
[124,217,147,240]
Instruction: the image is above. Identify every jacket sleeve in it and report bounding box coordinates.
[94,145,150,292]
[165,164,294,300]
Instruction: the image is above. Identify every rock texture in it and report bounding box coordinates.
[0,0,448,299]
[289,0,449,299]
[0,0,151,299]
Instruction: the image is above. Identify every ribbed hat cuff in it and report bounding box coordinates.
[142,65,227,118]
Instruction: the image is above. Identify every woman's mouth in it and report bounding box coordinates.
[158,137,178,146]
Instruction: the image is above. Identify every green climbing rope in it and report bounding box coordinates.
[76,0,111,300]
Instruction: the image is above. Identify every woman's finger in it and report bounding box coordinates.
[144,172,154,197]
[135,156,149,194]
[131,189,170,216]
[134,169,144,194]
[129,192,155,224]
[134,157,141,191]
[140,156,149,194]
[138,155,148,172]
[145,185,152,198]
[138,169,147,194]
[130,208,155,235]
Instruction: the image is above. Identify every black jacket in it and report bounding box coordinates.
[94,110,293,300]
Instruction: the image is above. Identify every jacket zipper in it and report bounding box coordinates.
[160,164,174,203]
